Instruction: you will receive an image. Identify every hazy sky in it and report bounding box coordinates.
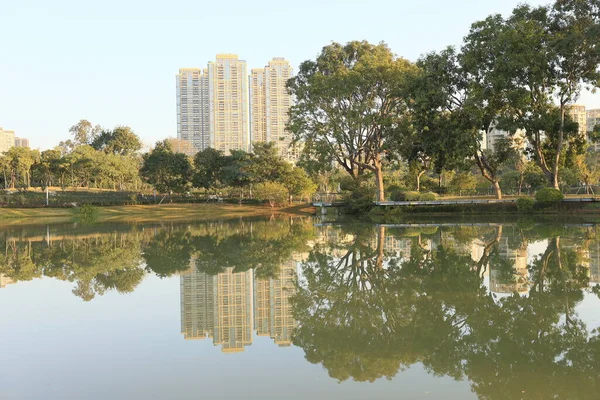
[2,0,598,151]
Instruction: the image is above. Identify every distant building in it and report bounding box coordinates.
[484,127,526,153]
[176,68,210,154]
[208,54,250,154]
[14,137,30,148]
[0,127,16,153]
[250,58,299,161]
[587,108,600,152]
[568,104,587,140]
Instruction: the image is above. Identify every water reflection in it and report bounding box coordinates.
[1,219,600,398]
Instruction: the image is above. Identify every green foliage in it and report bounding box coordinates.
[342,184,374,213]
[449,172,477,194]
[193,148,225,190]
[280,167,317,202]
[288,40,417,201]
[535,187,564,208]
[516,197,535,213]
[140,140,192,196]
[253,181,289,207]
[77,204,99,224]
[404,191,421,201]
[90,126,142,156]
[419,192,438,201]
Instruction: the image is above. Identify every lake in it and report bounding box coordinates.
[0,216,599,399]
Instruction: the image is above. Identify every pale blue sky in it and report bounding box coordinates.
[2,0,598,151]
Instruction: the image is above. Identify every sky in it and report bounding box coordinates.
[1,0,599,151]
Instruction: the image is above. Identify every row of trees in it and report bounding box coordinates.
[288,0,600,200]
[141,141,316,204]
[0,120,143,190]
[1,119,318,207]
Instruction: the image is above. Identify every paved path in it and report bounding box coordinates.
[313,197,600,207]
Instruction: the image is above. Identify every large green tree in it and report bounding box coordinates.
[140,140,192,199]
[288,41,417,201]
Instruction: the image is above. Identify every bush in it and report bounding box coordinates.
[343,185,374,213]
[419,192,439,201]
[535,187,564,208]
[516,197,535,213]
[405,191,421,201]
[253,182,289,207]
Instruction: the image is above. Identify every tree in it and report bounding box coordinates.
[192,147,226,191]
[484,2,600,189]
[91,126,142,156]
[140,140,192,200]
[0,147,40,188]
[288,41,417,201]
[253,181,289,208]
[69,119,102,146]
[408,48,510,199]
[280,167,317,202]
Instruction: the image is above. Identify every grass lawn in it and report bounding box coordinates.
[0,203,316,225]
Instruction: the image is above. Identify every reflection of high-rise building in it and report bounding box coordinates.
[180,267,253,352]
[490,238,529,294]
[180,268,214,340]
[213,268,254,353]
[587,241,600,284]
[254,261,297,346]
[0,274,14,288]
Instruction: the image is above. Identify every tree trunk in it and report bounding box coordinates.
[416,170,425,192]
[492,180,502,200]
[376,225,385,270]
[552,106,566,190]
[374,163,385,202]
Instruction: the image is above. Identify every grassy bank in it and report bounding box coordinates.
[0,203,316,225]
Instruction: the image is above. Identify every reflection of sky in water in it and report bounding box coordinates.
[1,221,600,399]
[0,275,473,400]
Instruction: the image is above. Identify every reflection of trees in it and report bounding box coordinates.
[193,219,314,279]
[0,217,317,301]
[0,234,145,301]
[292,224,600,398]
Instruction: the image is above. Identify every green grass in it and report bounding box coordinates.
[0,203,315,225]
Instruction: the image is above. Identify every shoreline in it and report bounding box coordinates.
[0,203,317,225]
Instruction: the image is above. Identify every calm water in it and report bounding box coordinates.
[1,217,600,399]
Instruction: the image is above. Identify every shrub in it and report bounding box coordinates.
[535,187,564,208]
[516,197,535,213]
[404,191,421,201]
[253,182,289,207]
[419,192,439,201]
[343,185,374,213]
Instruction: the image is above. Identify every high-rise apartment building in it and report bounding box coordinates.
[14,137,30,148]
[587,109,600,152]
[0,127,15,153]
[176,68,210,155]
[249,69,267,143]
[208,54,250,153]
[250,58,299,161]
[568,104,587,139]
